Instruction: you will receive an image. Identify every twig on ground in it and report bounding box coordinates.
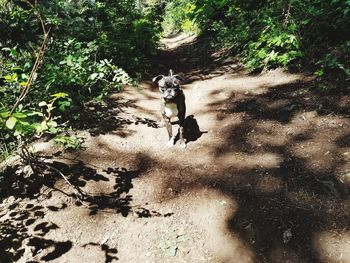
[43,163,89,207]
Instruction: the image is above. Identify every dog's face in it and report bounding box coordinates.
[153,70,184,102]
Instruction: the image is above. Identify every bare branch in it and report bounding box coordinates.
[8,1,51,117]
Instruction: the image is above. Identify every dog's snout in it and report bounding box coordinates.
[163,89,177,100]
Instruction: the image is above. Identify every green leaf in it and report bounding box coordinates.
[89,73,99,80]
[6,117,17,129]
[51,92,68,98]
[4,75,12,82]
[11,66,22,71]
[38,101,47,107]
[20,81,28,87]
[66,55,73,66]
[18,120,30,126]
[58,100,72,111]
[26,111,44,117]
[47,120,58,127]
[32,122,42,131]
[13,112,27,119]
[48,127,58,134]
[41,121,48,130]
[14,127,23,137]
[0,111,10,119]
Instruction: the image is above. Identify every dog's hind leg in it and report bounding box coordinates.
[178,119,186,148]
[178,103,186,149]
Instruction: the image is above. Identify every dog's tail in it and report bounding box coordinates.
[169,69,174,77]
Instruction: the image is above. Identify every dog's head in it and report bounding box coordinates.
[153,69,184,102]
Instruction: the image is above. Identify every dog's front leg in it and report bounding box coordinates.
[163,114,174,147]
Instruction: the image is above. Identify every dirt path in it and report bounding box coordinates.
[1,34,350,263]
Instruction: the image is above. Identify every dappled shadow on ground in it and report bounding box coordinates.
[2,34,350,262]
[66,99,134,136]
[211,80,350,125]
[67,98,158,137]
[82,166,138,217]
[0,156,170,261]
[199,78,349,261]
[150,34,242,83]
[42,158,171,218]
[0,180,72,262]
[150,72,349,261]
[82,242,119,263]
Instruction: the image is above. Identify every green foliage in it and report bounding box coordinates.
[39,38,132,105]
[162,0,199,35]
[192,0,350,77]
[53,135,83,151]
[245,21,303,69]
[0,0,162,160]
[0,92,69,139]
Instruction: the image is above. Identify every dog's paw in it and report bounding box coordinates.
[179,140,186,149]
[167,138,175,148]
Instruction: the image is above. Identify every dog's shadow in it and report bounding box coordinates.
[174,115,207,144]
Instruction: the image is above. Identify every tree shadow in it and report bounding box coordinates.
[0,155,171,262]
[43,159,170,218]
[66,98,158,137]
[82,242,118,263]
[157,73,350,262]
[81,166,139,217]
[220,146,348,262]
[28,237,72,261]
[201,76,349,261]
[0,193,71,262]
[150,34,242,83]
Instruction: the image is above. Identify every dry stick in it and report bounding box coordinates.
[8,1,51,116]
[44,163,89,207]
[5,2,90,207]
[9,29,51,116]
[283,2,292,27]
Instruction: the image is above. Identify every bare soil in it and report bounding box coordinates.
[1,34,350,263]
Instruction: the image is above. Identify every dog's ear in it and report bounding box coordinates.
[173,75,185,83]
[152,75,164,84]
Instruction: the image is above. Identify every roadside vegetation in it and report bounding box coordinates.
[0,0,162,161]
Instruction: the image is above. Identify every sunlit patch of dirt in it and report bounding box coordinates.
[161,33,197,49]
[313,230,350,263]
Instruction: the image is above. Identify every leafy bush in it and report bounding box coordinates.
[162,0,199,35]
[245,21,303,69]
[53,135,83,151]
[0,0,162,160]
[192,0,350,77]
[38,39,132,105]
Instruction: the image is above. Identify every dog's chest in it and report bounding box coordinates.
[164,102,178,118]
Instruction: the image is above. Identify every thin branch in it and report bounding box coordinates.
[7,1,51,117]
[283,2,292,27]
[44,163,88,206]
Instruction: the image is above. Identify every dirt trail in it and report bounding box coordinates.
[1,34,350,263]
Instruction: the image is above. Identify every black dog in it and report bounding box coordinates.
[153,70,186,148]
